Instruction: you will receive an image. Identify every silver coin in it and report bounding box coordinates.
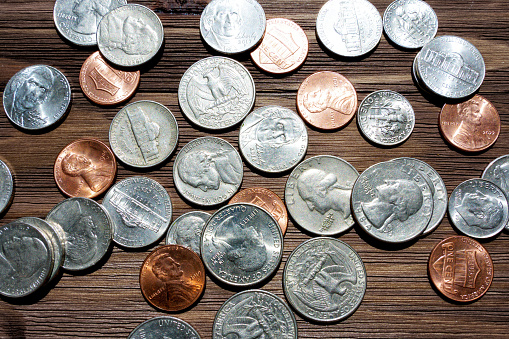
[53,0,127,46]
[97,4,164,67]
[239,106,308,173]
[3,65,71,130]
[200,0,266,55]
[213,289,297,339]
[0,159,14,215]
[316,0,382,57]
[165,211,211,256]
[128,316,201,339]
[102,176,172,248]
[173,137,243,206]
[201,203,283,287]
[178,56,256,130]
[449,178,509,239]
[383,0,438,49]
[285,155,358,235]
[416,35,485,99]
[283,237,366,323]
[351,160,433,243]
[46,197,112,271]
[482,155,509,227]
[357,90,415,146]
[109,100,179,168]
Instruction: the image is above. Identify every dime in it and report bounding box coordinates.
[109,100,179,168]
[448,179,508,239]
[229,187,288,235]
[165,211,211,256]
[178,56,255,130]
[201,203,283,287]
[0,159,14,215]
[140,245,205,312]
[439,95,500,152]
[428,235,493,302]
[283,237,366,322]
[128,316,201,339]
[250,18,308,74]
[102,176,172,248]
[357,90,415,146]
[482,155,509,219]
[213,289,297,339]
[3,65,71,130]
[239,106,308,173]
[53,0,127,46]
[79,51,140,105]
[316,0,382,57]
[200,0,266,55]
[285,155,359,236]
[97,4,164,67]
[296,71,357,130]
[173,137,243,206]
[54,138,117,199]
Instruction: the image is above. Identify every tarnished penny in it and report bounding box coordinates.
[54,139,117,199]
[79,51,140,106]
[250,18,308,74]
[439,95,500,152]
[140,245,205,312]
[428,236,493,302]
[229,187,288,235]
[297,71,357,130]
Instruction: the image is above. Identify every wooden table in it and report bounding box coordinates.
[1,0,508,337]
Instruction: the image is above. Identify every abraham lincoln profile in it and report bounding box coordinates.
[61,153,111,192]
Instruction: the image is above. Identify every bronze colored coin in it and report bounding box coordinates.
[439,94,500,152]
[428,235,493,302]
[250,18,308,74]
[54,138,117,199]
[79,51,140,105]
[140,245,205,312]
[296,71,357,130]
[228,187,288,235]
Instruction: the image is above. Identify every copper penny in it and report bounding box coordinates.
[228,187,288,235]
[54,138,117,199]
[428,236,493,302]
[296,71,357,130]
[439,94,500,152]
[250,18,308,74]
[140,245,205,312]
[79,51,140,106]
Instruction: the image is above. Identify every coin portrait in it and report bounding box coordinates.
[0,235,48,280]
[100,15,157,56]
[72,0,111,35]
[456,190,504,230]
[61,153,110,193]
[452,100,485,148]
[202,0,242,46]
[173,216,204,254]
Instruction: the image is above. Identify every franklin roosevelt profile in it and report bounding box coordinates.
[72,0,111,35]
[174,216,205,255]
[61,153,111,192]
[456,190,504,230]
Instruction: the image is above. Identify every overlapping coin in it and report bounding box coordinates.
[165,211,211,256]
[0,159,14,215]
[128,316,201,339]
[482,154,509,216]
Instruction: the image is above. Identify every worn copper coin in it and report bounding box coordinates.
[140,245,205,312]
[79,51,140,106]
[439,95,500,152]
[54,139,117,199]
[229,187,288,235]
[297,71,357,130]
[428,235,493,302]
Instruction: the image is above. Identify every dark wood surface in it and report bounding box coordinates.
[1,0,509,338]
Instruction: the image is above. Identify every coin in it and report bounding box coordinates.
[79,51,140,105]
[140,245,205,312]
[285,155,359,236]
[439,95,500,152]
[213,289,298,339]
[54,138,117,199]
[128,316,201,339]
[357,90,415,146]
[200,0,266,55]
[165,211,211,256]
[173,137,243,206]
[428,236,493,302]
[283,237,366,322]
[201,203,283,287]
[178,56,255,130]
[296,71,357,130]
[229,187,288,235]
[250,18,308,74]
[239,106,308,173]
[109,100,179,168]
[0,159,14,215]
[482,155,509,220]
[97,4,164,67]
[3,65,71,130]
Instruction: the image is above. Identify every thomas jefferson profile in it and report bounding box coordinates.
[175,216,205,254]
[303,87,356,116]
[255,116,303,148]
[66,215,98,265]
[0,235,48,280]
[61,153,111,192]
[72,0,111,35]
[102,15,158,55]
[202,0,243,49]
[456,190,504,230]
[452,100,485,149]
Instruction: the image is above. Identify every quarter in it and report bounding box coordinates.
[128,316,201,339]
[0,159,14,215]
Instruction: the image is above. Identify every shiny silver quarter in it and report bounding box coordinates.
[165,211,211,256]
[0,159,14,215]
[128,316,201,339]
